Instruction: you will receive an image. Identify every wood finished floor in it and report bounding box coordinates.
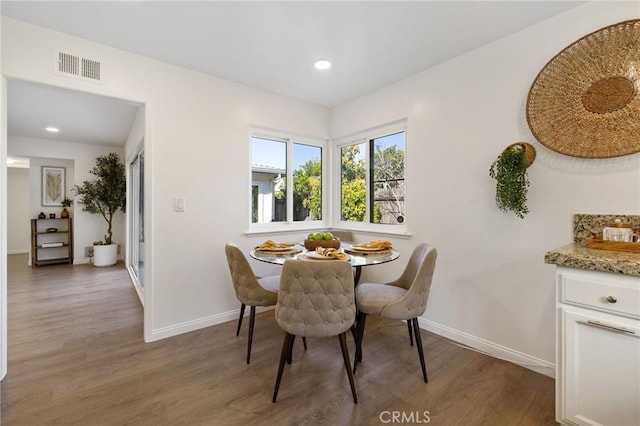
[1,254,557,425]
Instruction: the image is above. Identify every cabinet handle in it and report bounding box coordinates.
[606,295,617,303]
[578,320,638,337]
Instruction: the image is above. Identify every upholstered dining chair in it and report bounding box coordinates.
[272,260,358,403]
[330,230,354,243]
[353,243,437,383]
[225,242,280,364]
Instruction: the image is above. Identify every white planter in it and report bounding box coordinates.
[93,244,117,267]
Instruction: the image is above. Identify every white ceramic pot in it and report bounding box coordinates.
[93,244,118,267]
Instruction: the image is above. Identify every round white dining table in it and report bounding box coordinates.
[249,243,400,284]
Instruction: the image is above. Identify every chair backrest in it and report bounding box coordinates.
[330,230,354,242]
[276,260,355,338]
[225,242,277,306]
[383,243,437,320]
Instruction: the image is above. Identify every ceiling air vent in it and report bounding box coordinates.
[81,58,101,81]
[58,52,79,76]
[54,50,103,83]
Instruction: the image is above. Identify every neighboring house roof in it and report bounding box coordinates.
[251,164,286,174]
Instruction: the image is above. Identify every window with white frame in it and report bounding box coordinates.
[337,124,406,226]
[250,132,324,227]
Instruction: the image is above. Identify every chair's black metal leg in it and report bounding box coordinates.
[353,311,367,373]
[354,266,362,285]
[236,303,246,336]
[302,337,307,350]
[407,319,414,346]
[287,335,296,364]
[273,332,294,403]
[246,305,256,364]
[350,324,358,342]
[411,318,428,383]
[338,332,358,404]
[357,312,367,363]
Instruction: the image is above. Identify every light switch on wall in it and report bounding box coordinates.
[174,198,185,212]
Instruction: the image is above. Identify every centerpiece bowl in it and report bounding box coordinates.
[304,239,341,251]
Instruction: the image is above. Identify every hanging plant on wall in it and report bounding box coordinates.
[489,142,536,219]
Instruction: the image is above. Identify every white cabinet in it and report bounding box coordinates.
[556,267,640,426]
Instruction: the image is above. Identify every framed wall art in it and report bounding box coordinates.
[42,166,66,206]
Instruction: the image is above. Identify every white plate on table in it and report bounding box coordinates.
[303,251,350,260]
[348,245,388,252]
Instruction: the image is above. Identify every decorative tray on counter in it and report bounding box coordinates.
[586,238,640,254]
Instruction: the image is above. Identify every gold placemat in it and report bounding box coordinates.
[254,247,302,255]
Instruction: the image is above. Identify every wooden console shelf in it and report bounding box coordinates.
[31,218,73,266]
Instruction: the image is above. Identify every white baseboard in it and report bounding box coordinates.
[146,309,554,378]
[147,306,274,342]
[7,249,29,255]
[419,318,555,378]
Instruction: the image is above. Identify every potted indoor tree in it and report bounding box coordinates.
[73,152,126,266]
[489,142,535,219]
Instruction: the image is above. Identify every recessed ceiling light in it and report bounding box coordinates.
[45,127,60,133]
[314,60,332,70]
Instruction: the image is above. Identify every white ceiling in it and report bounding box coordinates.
[2,1,586,156]
[8,79,141,146]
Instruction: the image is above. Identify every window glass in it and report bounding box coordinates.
[371,132,405,224]
[251,184,259,223]
[339,129,406,225]
[340,143,366,222]
[250,133,324,227]
[293,143,322,221]
[251,137,287,223]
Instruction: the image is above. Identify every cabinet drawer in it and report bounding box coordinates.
[560,271,640,319]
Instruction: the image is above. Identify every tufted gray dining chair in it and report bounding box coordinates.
[225,242,280,364]
[353,243,437,383]
[272,260,358,403]
[330,230,354,243]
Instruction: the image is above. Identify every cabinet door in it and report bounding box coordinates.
[559,307,640,426]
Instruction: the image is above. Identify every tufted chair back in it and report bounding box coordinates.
[330,230,354,242]
[276,260,355,338]
[380,243,437,320]
[272,259,358,403]
[225,243,278,307]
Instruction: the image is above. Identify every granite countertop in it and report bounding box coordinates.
[545,243,640,276]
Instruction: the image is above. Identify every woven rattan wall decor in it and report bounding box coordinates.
[526,19,640,159]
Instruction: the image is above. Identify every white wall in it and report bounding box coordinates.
[7,167,29,254]
[331,1,640,375]
[2,3,637,375]
[1,73,7,380]
[2,17,330,342]
[8,136,124,263]
[124,107,145,156]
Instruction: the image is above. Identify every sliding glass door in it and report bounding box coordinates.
[128,148,144,290]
